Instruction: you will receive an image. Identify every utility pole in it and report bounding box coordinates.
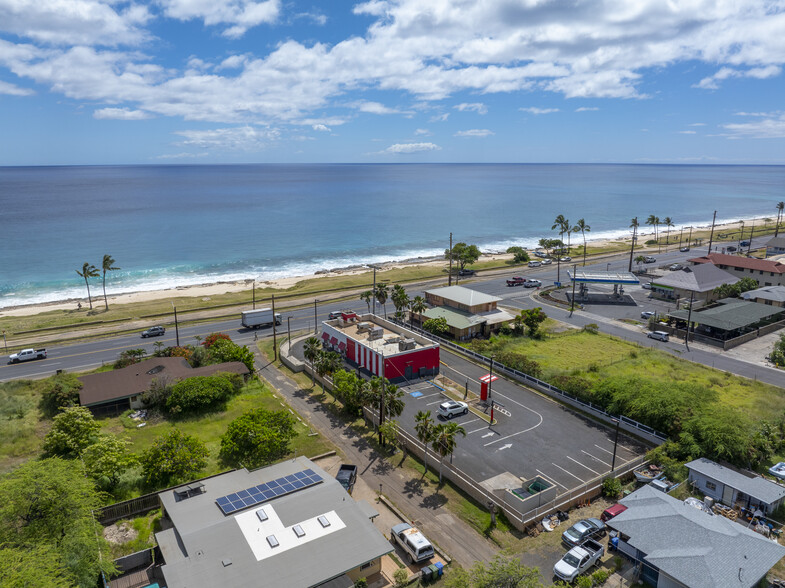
[271,294,277,361]
[707,210,717,255]
[488,356,495,402]
[372,267,377,315]
[688,225,693,247]
[2,331,7,353]
[287,316,292,353]
[611,418,621,471]
[448,232,453,287]
[171,303,180,347]
[378,352,385,446]
[569,263,578,317]
[679,227,683,249]
[628,218,638,272]
[748,221,755,255]
[313,299,318,334]
[252,280,256,310]
[685,290,695,351]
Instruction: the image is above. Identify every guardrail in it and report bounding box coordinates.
[391,319,668,445]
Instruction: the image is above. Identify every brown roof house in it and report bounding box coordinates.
[688,253,785,287]
[78,357,250,416]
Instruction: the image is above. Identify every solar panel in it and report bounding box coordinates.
[215,469,324,515]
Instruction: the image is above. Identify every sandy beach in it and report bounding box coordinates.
[0,216,768,319]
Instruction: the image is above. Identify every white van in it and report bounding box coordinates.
[647,331,669,342]
[528,261,542,268]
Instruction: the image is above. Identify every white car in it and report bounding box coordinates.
[437,400,469,419]
[541,258,552,265]
[641,283,652,290]
[641,311,655,319]
[528,260,542,268]
[560,256,572,262]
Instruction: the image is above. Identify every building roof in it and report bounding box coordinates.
[651,264,739,293]
[609,485,785,588]
[156,457,393,588]
[668,299,784,331]
[78,357,250,407]
[566,269,640,285]
[688,253,785,274]
[422,306,486,330]
[766,237,785,249]
[424,285,501,307]
[323,313,437,355]
[686,458,785,505]
[742,285,785,303]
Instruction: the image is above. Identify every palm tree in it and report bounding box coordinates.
[303,336,321,386]
[414,410,435,475]
[101,254,120,311]
[663,217,674,247]
[315,350,341,393]
[645,214,660,250]
[360,290,373,313]
[538,238,551,257]
[776,202,784,237]
[552,214,569,282]
[628,217,639,272]
[374,283,390,318]
[575,219,591,266]
[431,421,466,484]
[75,262,99,309]
[409,295,426,328]
[391,285,410,322]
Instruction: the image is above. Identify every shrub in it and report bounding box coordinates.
[583,323,599,334]
[219,408,297,468]
[141,376,174,409]
[576,576,593,588]
[592,569,610,585]
[165,375,235,415]
[551,375,593,402]
[494,350,542,379]
[140,429,208,488]
[209,339,255,372]
[392,567,408,588]
[114,348,146,369]
[602,476,622,499]
[39,373,83,417]
[203,332,232,348]
[169,346,193,360]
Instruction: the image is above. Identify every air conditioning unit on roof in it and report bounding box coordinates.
[399,338,416,351]
[368,326,384,340]
[356,322,372,332]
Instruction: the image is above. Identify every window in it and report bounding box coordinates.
[361,562,373,570]
[706,481,717,491]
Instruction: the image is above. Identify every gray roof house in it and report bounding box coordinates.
[742,285,785,307]
[650,263,738,303]
[686,458,785,515]
[766,236,785,258]
[607,485,785,588]
[155,456,393,588]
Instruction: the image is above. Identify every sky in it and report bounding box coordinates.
[1,0,785,165]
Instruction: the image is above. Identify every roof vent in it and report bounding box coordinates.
[293,524,305,538]
[318,515,330,528]
[222,558,232,567]
[256,508,268,522]
[146,365,165,375]
[267,535,279,548]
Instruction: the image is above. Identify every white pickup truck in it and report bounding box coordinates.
[553,538,605,582]
[8,348,47,363]
[391,523,434,564]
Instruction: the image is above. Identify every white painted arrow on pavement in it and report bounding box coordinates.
[497,443,512,451]
[482,432,494,438]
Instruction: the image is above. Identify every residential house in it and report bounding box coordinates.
[766,237,785,258]
[421,286,514,340]
[667,297,785,343]
[686,458,785,515]
[607,484,785,588]
[649,263,738,303]
[688,253,785,287]
[742,285,785,307]
[154,456,393,588]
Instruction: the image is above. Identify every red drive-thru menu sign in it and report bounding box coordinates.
[479,373,498,401]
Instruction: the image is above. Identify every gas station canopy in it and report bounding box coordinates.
[566,270,640,285]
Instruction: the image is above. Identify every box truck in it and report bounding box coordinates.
[241,308,282,328]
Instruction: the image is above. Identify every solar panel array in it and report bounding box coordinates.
[215,469,322,515]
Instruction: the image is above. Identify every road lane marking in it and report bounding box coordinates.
[536,470,569,491]
[458,418,481,426]
[484,422,541,446]
[581,450,611,467]
[468,426,491,435]
[566,456,601,476]
[550,463,586,482]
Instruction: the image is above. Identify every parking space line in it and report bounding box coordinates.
[426,399,444,406]
[594,444,613,455]
[458,417,481,426]
[483,422,540,446]
[550,463,586,482]
[536,469,569,491]
[468,426,491,435]
[566,456,601,476]
[419,393,442,400]
[581,450,611,467]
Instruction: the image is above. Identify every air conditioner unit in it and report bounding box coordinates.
[356,322,372,332]
[399,338,416,351]
[368,326,384,340]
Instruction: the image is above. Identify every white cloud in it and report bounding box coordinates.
[520,107,559,115]
[353,101,409,115]
[299,117,347,127]
[722,112,785,139]
[414,128,430,135]
[688,123,706,126]
[695,65,781,90]
[312,123,330,132]
[429,113,449,122]
[0,79,33,95]
[678,130,696,134]
[295,11,327,25]
[175,125,280,150]
[383,142,441,154]
[455,129,494,137]
[575,107,599,112]
[157,151,209,159]
[158,0,280,38]
[93,107,151,120]
[454,102,487,115]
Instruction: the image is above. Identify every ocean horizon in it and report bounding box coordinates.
[2,163,784,309]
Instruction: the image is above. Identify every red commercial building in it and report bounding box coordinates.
[321,313,439,382]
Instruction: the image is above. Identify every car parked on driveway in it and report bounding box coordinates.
[562,518,605,547]
[141,326,166,338]
[668,263,683,271]
[437,400,469,419]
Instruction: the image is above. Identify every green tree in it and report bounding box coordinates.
[663,217,674,246]
[303,337,322,385]
[0,544,72,588]
[520,307,547,337]
[360,290,373,313]
[166,374,235,415]
[209,338,256,372]
[75,262,99,310]
[379,418,403,455]
[628,217,639,272]
[82,435,138,488]
[415,410,435,475]
[332,369,364,415]
[0,458,116,586]
[506,246,529,263]
[219,408,297,469]
[315,350,342,393]
[373,282,390,318]
[777,201,784,238]
[423,316,449,336]
[575,218,591,266]
[141,429,209,488]
[770,333,785,367]
[39,372,83,418]
[114,347,146,369]
[552,214,569,252]
[538,237,552,256]
[409,295,427,328]
[391,284,410,322]
[432,421,466,483]
[42,406,101,458]
[100,254,120,311]
[445,242,481,271]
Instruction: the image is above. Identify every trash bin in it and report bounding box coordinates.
[434,562,444,577]
[421,566,432,582]
[428,564,439,579]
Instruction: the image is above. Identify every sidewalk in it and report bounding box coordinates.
[255,354,500,569]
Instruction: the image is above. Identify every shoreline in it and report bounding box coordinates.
[0,216,772,318]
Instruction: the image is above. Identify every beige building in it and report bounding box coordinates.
[688,252,785,287]
[422,285,514,340]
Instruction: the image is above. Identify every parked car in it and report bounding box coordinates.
[726,245,737,252]
[641,283,652,290]
[528,261,542,268]
[668,263,683,271]
[562,518,606,547]
[641,311,655,319]
[643,256,656,263]
[740,240,750,247]
[328,310,345,319]
[560,256,572,262]
[600,503,628,522]
[458,268,476,276]
[680,247,690,252]
[534,251,547,257]
[391,523,434,563]
[437,400,469,419]
[524,279,542,288]
[554,538,605,582]
[141,326,166,338]
[335,464,358,493]
[541,258,552,265]
[648,331,669,342]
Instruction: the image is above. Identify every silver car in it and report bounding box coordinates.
[562,518,606,547]
[437,400,469,419]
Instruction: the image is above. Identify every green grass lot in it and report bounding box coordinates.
[479,330,785,421]
[0,379,49,473]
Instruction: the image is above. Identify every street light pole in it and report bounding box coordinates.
[611,418,621,472]
[488,355,495,402]
[171,303,180,347]
[685,290,695,352]
[372,267,377,315]
[287,316,292,353]
[271,294,277,361]
[252,281,256,310]
[313,299,318,334]
[569,263,578,317]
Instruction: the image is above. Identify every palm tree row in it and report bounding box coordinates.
[415,410,466,483]
[550,215,591,267]
[361,284,426,327]
[75,254,120,310]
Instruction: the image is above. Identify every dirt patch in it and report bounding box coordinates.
[103,521,138,545]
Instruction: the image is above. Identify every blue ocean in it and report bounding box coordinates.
[2,164,784,308]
